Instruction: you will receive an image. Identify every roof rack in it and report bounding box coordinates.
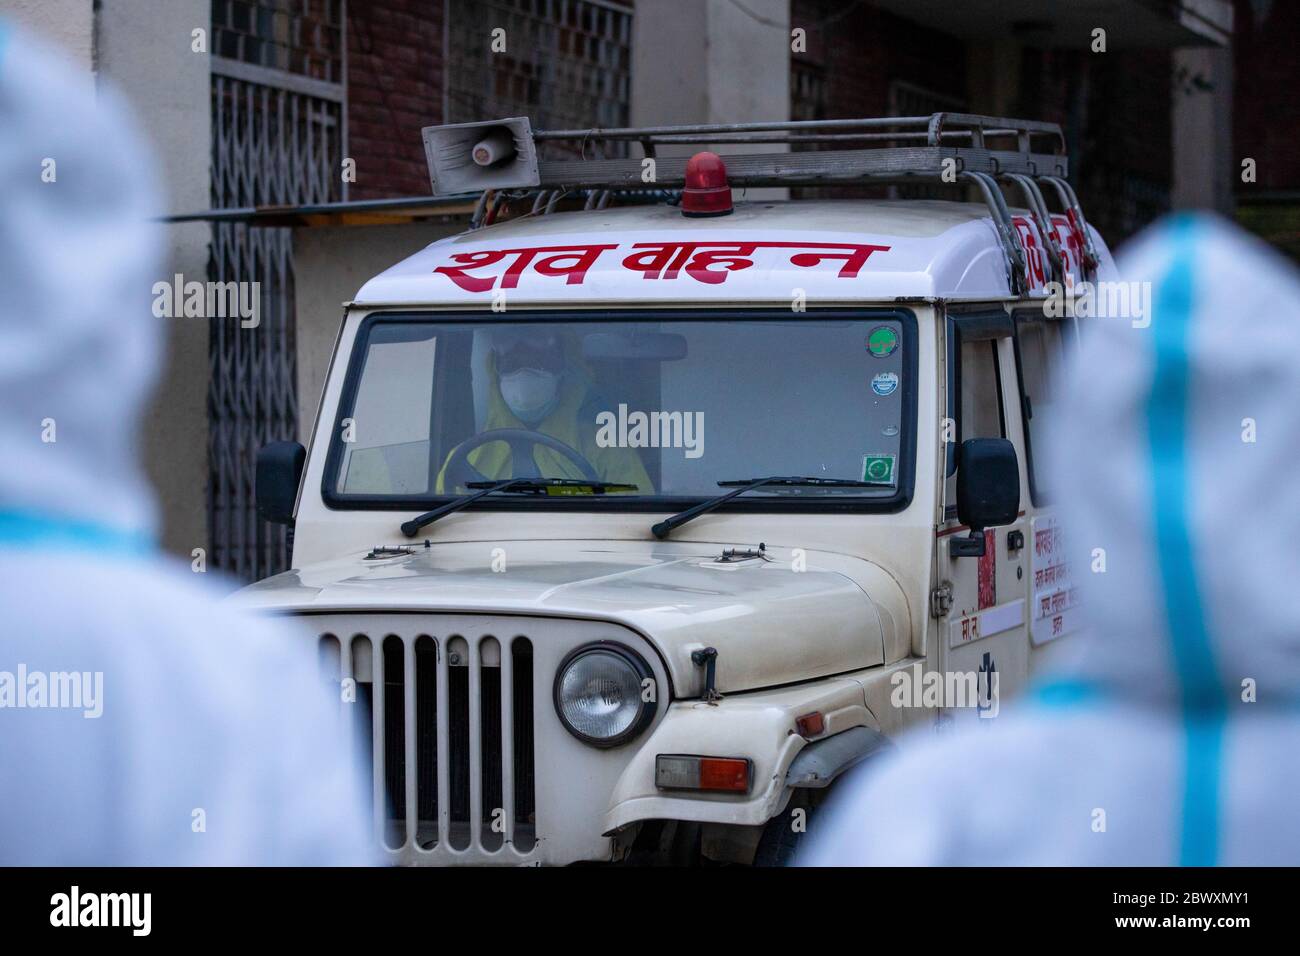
[421,113,1098,292]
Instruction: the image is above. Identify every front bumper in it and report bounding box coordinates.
[602,676,875,834]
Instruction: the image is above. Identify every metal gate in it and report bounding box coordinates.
[209,0,345,581]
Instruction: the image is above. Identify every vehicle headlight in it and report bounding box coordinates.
[553,642,656,748]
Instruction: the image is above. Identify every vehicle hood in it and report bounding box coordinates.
[234,540,889,695]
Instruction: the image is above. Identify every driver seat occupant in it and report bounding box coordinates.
[435,329,653,492]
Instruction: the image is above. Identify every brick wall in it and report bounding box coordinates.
[1233,0,1300,259]
[346,0,445,200]
[1234,0,1300,192]
[791,0,967,120]
[790,0,965,199]
[970,41,1172,241]
[790,1,1173,242]
[1078,49,1174,240]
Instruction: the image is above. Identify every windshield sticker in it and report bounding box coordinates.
[431,240,892,291]
[543,483,636,496]
[862,453,897,485]
[866,326,899,357]
[870,371,899,396]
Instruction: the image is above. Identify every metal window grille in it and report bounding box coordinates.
[446,0,633,158]
[790,60,827,123]
[213,0,344,81]
[210,0,345,582]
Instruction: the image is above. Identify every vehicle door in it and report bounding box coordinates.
[1011,307,1083,668]
[936,306,1029,725]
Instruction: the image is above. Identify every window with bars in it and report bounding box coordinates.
[213,0,344,82]
[446,0,633,158]
[791,59,827,123]
[209,2,346,583]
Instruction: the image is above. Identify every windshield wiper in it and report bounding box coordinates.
[401,478,639,538]
[651,476,891,540]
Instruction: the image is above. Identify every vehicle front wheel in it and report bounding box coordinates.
[753,791,814,867]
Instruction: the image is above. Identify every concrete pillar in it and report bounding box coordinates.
[632,0,791,128]
[630,0,790,196]
[0,0,94,74]
[1172,45,1235,214]
[95,1,213,560]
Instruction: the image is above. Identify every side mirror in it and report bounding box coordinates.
[952,438,1020,558]
[256,441,306,526]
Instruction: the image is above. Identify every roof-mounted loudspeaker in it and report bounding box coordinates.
[421,117,541,196]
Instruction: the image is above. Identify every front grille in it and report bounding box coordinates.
[319,629,538,861]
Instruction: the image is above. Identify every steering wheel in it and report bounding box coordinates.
[442,427,600,490]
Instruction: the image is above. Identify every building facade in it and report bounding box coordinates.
[7,0,1284,586]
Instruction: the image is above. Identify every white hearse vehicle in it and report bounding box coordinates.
[235,114,1116,865]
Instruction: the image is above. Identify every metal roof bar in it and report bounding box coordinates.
[1003,173,1065,285]
[442,112,1076,293]
[1039,175,1100,278]
[164,193,479,225]
[507,115,1069,191]
[536,116,940,138]
[531,148,1068,191]
[534,113,1065,151]
[422,113,1069,193]
[962,170,1028,296]
[634,130,1003,145]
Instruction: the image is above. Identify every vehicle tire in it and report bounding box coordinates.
[753,793,812,867]
[624,819,702,866]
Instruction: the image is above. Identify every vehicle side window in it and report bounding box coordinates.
[945,327,1006,517]
[338,329,438,495]
[960,339,1005,443]
[1014,315,1067,504]
[945,330,1007,479]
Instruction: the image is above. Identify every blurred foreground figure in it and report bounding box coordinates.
[0,21,372,864]
[802,213,1300,866]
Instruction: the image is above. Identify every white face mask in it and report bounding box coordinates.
[499,368,560,424]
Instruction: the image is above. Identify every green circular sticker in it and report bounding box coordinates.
[867,326,899,358]
[862,454,896,483]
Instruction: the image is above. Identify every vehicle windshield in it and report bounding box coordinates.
[327,312,912,506]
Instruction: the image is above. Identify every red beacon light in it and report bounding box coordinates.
[681,151,733,217]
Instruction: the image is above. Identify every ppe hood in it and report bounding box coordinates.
[0,22,163,539]
[1045,214,1300,710]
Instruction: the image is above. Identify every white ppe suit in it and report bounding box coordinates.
[801,213,1300,866]
[0,20,373,865]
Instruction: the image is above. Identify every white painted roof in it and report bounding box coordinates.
[354,199,1113,306]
